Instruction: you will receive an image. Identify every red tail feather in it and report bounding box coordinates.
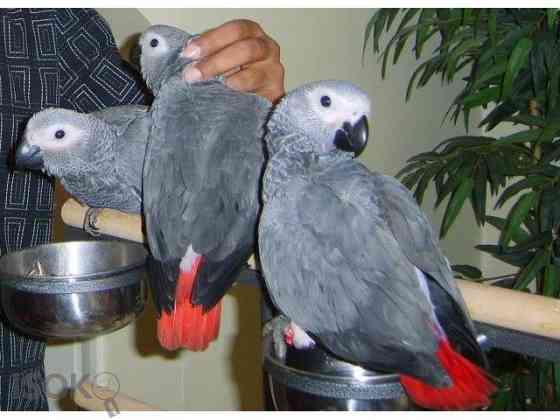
[157,256,222,351]
[400,340,496,410]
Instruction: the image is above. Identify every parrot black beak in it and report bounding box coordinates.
[130,43,142,72]
[333,115,369,157]
[15,143,44,170]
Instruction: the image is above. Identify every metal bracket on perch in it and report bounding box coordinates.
[476,322,560,362]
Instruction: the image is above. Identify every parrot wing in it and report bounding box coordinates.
[92,105,151,213]
[376,172,486,366]
[92,105,150,135]
[144,79,269,311]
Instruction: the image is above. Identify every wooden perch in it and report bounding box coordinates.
[61,199,144,243]
[73,381,160,411]
[61,198,560,341]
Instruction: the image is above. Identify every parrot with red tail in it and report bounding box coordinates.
[137,25,270,351]
[259,80,496,409]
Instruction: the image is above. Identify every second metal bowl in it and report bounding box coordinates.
[263,334,414,410]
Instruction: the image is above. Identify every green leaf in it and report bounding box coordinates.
[523,210,539,235]
[479,23,532,67]
[405,60,431,101]
[537,118,560,144]
[413,164,441,205]
[514,248,550,290]
[373,10,389,53]
[544,264,559,297]
[530,40,547,94]
[407,151,441,163]
[490,388,510,411]
[496,128,543,145]
[414,9,434,59]
[362,13,378,60]
[485,215,530,244]
[452,264,482,279]
[417,56,439,87]
[500,191,539,246]
[434,159,472,208]
[434,157,463,198]
[445,38,481,83]
[395,160,427,179]
[401,168,425,190]
[539,187,560,232]
[393,35,410,66]
[546,8,557,31]
[461,8,472,25]
[487,9,497,50]
[502,37,533,99]
[479,101,519,130]
[486,155,506,195]
[476,244,534,267]
[504,114,547,128]
[396,8,420,42]
[470,163,487,226]
[384,8,400,32]
[440,177,474,238]
[461,86,500,110]
[471,60,508,91]
[495,176,549,209]
[433,135,494,153]
[507,231,552,254]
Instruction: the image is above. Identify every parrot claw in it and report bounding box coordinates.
[288,322,316,350]
[263,315,291,361]
[84,207,102,237]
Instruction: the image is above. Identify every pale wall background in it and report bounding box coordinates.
[45,8,488,410]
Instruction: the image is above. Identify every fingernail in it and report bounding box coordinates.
[183,42,201,60]
[183,65,202,82]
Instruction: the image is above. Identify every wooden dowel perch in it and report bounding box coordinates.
[73,381,160,411]
[61,199,144,243]
[61,198,560,340]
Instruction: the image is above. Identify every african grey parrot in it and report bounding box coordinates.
[138,25,271,351]
[15,106,150,228]
[259,80,495,410]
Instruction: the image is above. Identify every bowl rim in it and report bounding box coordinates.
[0,240,147,282]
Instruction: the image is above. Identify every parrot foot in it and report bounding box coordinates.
[286,322,316,350]
[263,315,291,361]
[263,316,316,361]
[83,208,101,237]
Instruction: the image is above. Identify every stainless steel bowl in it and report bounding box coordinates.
[263,334,415,410]
[0,241,148,339]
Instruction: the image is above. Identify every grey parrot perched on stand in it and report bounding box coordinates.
[259,80,496,410]
[15,106,151,231]
[138,25,271,351]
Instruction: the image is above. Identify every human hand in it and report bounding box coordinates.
[182,19,285,103]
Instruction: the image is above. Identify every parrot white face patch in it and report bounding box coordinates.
[26,122,86,152]
[140,32,171,62]
[306,87,371,129]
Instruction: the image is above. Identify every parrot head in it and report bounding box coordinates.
[269,80,371,157]
[16,109,113,177]
[137,25,195,94]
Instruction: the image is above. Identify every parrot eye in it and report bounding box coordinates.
[150,38,159,48]
[54,129,65,139]
[320,96,331,108]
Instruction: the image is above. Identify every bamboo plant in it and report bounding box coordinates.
[364,8,560,409]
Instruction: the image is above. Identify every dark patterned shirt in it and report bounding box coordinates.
[0,8,147,410]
